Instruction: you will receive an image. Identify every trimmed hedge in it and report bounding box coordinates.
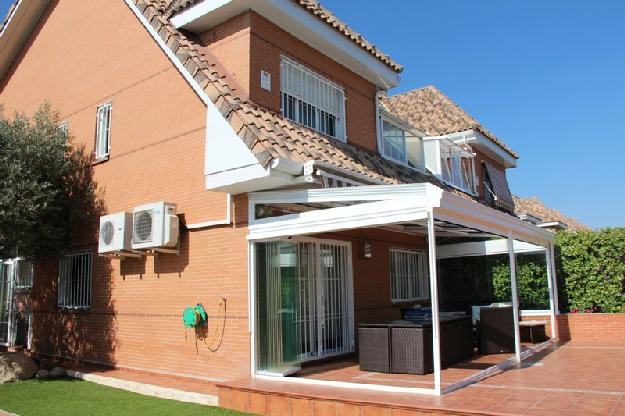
[439,228,625,314]
[439,253,549,312]
[555,228,625,313]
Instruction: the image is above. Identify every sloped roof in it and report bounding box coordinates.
[513,196,589,231]
[127,0,451,190]
[155,0,403,73]
[380,86,518,158]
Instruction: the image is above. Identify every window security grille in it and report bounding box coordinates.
[390,249,429,303]
[58,251,92,309]
[280,57,345,141]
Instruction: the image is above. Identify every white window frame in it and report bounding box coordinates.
[58,122,68,137]
[58,251,93,310]
[379,116,425,171]
[13,259,34,289]
[438,141,477,195]
[280,56,346,141]
[95,103,112,160]
[389,248,429,303]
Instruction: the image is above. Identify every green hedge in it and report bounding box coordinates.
[439,228,625,314]
[555,228,625,313]
[439,253,549,312]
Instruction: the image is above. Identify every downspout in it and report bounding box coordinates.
[375,91,383,153]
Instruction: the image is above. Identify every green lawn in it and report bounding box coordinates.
[0,378,247,416]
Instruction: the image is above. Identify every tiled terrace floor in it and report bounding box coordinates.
[296,350,517,389]
[218,341,625,415]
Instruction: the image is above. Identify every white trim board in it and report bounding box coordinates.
[437,239,546,259]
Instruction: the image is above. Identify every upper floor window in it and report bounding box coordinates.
[95,103,112,160]
[58,122,68,138]
[380,118,424,170]
[439,142,476,194]
[280,57,346,141]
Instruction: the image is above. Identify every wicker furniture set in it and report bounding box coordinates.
[358,306,519,375]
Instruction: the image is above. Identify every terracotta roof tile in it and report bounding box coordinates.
[129,0,484,206]
[159,0,402,73]
[513,196,589,231]
[381,85,519,158]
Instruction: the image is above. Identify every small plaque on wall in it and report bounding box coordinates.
[261,70,271,91]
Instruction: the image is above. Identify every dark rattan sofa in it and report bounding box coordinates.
[359,316,473,375]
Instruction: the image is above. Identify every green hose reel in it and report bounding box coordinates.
[182,304,207,328]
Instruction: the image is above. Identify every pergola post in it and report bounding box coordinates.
[427,211,442,395]
[507,236,522,364]
[545,243,558,339]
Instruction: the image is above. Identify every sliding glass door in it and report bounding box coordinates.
[255,238,353,376]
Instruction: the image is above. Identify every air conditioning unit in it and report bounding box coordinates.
[132,201,179,252]
[98,212,133,254]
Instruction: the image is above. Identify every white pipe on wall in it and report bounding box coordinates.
[186,193,232,230]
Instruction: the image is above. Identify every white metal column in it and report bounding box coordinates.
[249,241,257,377]
[545,243,558,339]
[507,236,522,364]
[427,211,442,395]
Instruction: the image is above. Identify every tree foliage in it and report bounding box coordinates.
[0,104,100,260]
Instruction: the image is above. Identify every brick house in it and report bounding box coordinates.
[0,0,559,397]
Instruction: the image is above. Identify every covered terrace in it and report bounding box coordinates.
[246,183,559,396]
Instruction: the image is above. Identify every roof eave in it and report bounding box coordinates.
[0,0,50,83]
[170,0,401,89]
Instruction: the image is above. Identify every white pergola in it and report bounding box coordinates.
[246,183,559,396]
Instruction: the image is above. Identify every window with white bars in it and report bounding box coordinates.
[58,251,92,309]
[389,249,429,303]
[280,57,346,141]
[95,103,112,160]
[14,260,34,288]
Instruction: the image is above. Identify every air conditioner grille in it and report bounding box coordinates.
[100,221,115,246]
[134,210,153,242]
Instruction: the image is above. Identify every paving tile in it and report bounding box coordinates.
[336,402,363,416]
[362,405,392,416]
[290,397,312,416]
[248,392,267,415]
[229,389,250,413]
[312,399,336,416]
[267,395,290,416]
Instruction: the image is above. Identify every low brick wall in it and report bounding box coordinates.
[522,313,625,342]
[556,313,625,342]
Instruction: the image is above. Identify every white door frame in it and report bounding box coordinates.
[250,236,355,375]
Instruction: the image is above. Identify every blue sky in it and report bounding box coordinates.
[1,1,623,228]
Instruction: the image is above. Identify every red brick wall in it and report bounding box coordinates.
[522,314,625,342]
[321,229,428,325]
[0,0,252,382]
[556,313,625,342]
[198,11,380,152]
